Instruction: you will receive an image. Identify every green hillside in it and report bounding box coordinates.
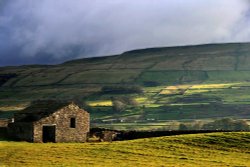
[1,42,250,129]
[0,132,249,166]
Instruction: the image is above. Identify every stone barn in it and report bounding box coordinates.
[8,100,89,143]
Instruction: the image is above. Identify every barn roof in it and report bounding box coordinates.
[15,100,74,122]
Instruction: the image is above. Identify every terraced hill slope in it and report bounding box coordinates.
[1,42,250,128]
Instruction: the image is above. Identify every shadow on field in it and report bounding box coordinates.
[89,128,241,142]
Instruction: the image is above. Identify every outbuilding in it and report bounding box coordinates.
[8,100,89,143]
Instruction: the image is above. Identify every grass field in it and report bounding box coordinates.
[0,132,249,166]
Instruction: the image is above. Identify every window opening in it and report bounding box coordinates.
[70,118,76,128]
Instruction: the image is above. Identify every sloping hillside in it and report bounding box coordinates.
[1,42,250,127]
[0,132,249,166]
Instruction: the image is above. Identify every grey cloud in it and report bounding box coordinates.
[0,0,250,66]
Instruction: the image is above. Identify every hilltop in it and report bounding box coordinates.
[1,42,250,129]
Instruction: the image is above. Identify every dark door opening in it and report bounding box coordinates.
[42,125,56,143]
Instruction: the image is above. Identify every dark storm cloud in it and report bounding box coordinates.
[0,0,250,66]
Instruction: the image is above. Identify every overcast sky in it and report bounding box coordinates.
[1,0,250,66]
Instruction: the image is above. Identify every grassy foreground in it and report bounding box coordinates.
[0,132,249,167]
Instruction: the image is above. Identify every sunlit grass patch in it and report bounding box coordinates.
[144,104,162,108]
[159,89,176,95]
[134,97,147,103]
[0,132,249,167]
[87,97,148,107]
[184,89,211,94]
[158,83,236,95]
[143,86,165,93]
[87,100,112,107]
[160,85,191,95]
[166,85,191,90]
[191,83,239,89]
[180,83,241,95]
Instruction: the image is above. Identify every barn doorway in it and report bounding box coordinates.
[42,125,56,143]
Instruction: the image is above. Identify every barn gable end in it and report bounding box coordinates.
[8,100,90,143]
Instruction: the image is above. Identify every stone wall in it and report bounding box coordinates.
[0,119,10,127]
[33,104,89,142]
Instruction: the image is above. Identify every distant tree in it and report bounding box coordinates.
[192,122,203,130]
[112,96,138,106]
[112,100,126,113]
[234,120,249,131]
[202,118,249,131]
[179,123,188,130]
[111,96,138,106]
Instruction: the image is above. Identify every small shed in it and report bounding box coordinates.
[8,100,89,143]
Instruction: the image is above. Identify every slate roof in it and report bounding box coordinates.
[14,100,73,122]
